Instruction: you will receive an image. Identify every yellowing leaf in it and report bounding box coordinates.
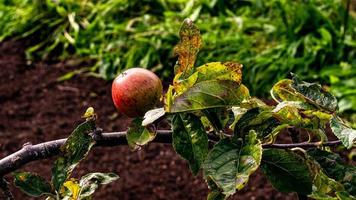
[271,79,305,103]
[173,62,243,96]
[63,179,80,200]
[196,62,243,84]
[81,107,95,120]
[164,85,174,112]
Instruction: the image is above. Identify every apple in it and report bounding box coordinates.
[111,68,162,117]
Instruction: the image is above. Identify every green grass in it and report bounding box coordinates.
[0,0,355,116]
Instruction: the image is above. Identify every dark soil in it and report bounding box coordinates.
[0,40,298,200]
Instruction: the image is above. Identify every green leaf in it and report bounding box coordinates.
[169,80,250,113]
[171,113,208,175]
[203,131,262,197]
[309,170,345,200]
[261,149,313,195]
[336,191,356,200]
[142,107,165,126]
[79,173,119,199]
[308,149,356,195]
[291,74,338,112]
[126,118,157,151]
[14,172,53,197]
[202,108,230,132]
[233,108,281,140]
[52,118,96,191]
[174,18,202,78]
[229,98,267,129]
[330,117,356,149]
[173,62,243,96]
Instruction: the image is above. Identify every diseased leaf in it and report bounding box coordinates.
[195,62,242,84]
[169,80,250,113]
[52,118,96,191]
[127,118,157,151]
[272,101,332,130]
[13,172,53,197]
[165,62,245,112]
[261,149,313,195]
[271,79,305,103]
[271,75,339,113]
[330,117,356,149]
[291,74,338,112]
[308,149,356,195]
[174,18,202,78]
[203,131,262,197]
[79,173,119,198]
[142,107,165,126]
[173,62,243,95]
[171,113,208,175]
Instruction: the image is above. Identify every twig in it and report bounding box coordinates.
[262,140,342,149]
[0,130,342,176]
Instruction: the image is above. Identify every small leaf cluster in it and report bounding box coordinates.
[13,109,119,200]
[136,19,356,199]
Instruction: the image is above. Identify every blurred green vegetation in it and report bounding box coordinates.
[0,0,355,115]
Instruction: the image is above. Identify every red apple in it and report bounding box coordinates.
[111,68,162,117]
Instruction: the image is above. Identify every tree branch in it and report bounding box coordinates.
[0,130,342,176]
